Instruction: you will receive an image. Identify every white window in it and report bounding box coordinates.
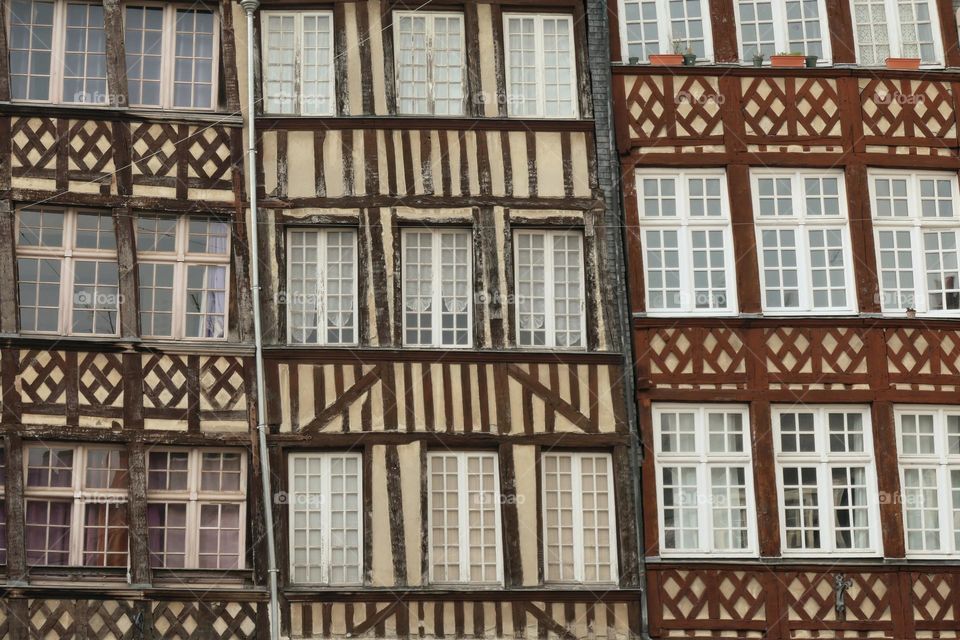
[136,214,230,340]
[653,404,757,556]
[752,171,856,314]
[394,11,465,116]
[402,228,472,348]
[896,407,960,557]
[125,4,219,109]
[542,452,617,583]
[514,230,585,349]
[146,448,245,569]
[869,172,960,316]
[261,11,334,115]
[636,171,737,314]
[427,452,502,585]
[735,0,831,61]
[8,0,108,104]
[852,0,942,66]
[618,0,713,61]
[287,229,357,345]
[16,207,119,336]
[773,406,880,556]
[23,444,128,567]
[503,14,577,118]
[288,452,362,585]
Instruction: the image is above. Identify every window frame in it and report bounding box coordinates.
[851,0,944,67]
[260,9,335,116]
[502,12,579,119]
[22,443,129,568]
[751,169,857,315]
[895,405,960,558]
[733,0,832,63]
[285,227,358,346]
[652,403,758,557]
[426,451,503,586]
[145,447,246,570]
[392,10,467,116]
[287,451,364,586]
[771,404,882,558]
[635,169,738,316]
[15,206,120,337]
[123,2,221,111]
[541,451,618,584]
[617,0,714,63]
[868,170,960,317]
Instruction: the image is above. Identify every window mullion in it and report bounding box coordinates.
[458,454,471,580]
[655,0,671,55]
[426,18,435,115]
[295,13,304,115]
[545,234,556,348]
[571,456,585,582]
[318,232,328,346]
[432,231,442,346]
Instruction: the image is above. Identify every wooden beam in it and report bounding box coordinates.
[707,0,739,63]
[126,441,152,586]
[497,443,523,587]
[872,401,905,557]
[113,207,139,339]
[218,0,242,112]
[749,399,780,557]
[102,0,127,106]
[5,433,25,583]
[0,200,19,333]
[612,445,640,587]
[385,445,408,585]
[936,0,960,67]
[726,165,761,313]
[0,0,10,102]
[825,0,856,64]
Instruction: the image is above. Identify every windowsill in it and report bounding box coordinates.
[0,101,241,124]
[0,334,255,354]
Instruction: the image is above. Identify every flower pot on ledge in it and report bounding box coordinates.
[886,57,921,70]
[649,54,684,66]
[770,54,807,68]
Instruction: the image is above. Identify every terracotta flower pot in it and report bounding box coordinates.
[885,57,921,70]
[649,54,684,66]
[770,55,806,68]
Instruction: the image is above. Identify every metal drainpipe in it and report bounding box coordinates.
[239,1,281,638]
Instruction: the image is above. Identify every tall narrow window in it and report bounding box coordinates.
[503,14,577,118]
[136,214,230,339]
[636,171,737,314]
[773,406,880,556]
[146,449,245,569]
[287,229,357,345]
[653,404,757,556]
[514,230,585,348]
[542,453,617,583]
[261,11,335,115]
[852,0,941,65]
[736,0,830,61]
[896,407,960,556]
[288,453,362,585]
[16,207,119,335]
[125,4,219,109]
[402,228,472,347]
[870,172,960,316]
[752,171,855,314]
[23,444,129,567]
[428,452,502,585]
[395,11,465,115]
[9,0,107,103]
[618,0,712,61]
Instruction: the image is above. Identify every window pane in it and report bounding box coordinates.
[300,13,335,115]
[516,232,547,346]
[738,0,776,58]
[782,466,820,550]
[83,502,129,566]
[85,448,129,489]
[288,229,356,345]
[185,264,227,339]
[173,8,216,108]
[25,500,72,565]
[198,503,241,569]
[125,5,165,106]
[9,0,54,101]
[147,451,190,491]
[26,446,74,488]
[147,503,187,568]
[71,259,119,335]
[63,3,108,104]
[200,452,243,493]
[264,14,296,114]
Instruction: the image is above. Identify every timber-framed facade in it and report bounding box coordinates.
[611,0,960,637]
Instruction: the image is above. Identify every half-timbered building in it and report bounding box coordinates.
[612,0,960,636]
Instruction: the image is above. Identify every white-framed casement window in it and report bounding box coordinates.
[136,214,230,340]
[16,207,119,336]
[514,230,585,349]
[752,171,856,314]
[288,452,362,585]
[124,3,219,109]
[618,0,713,62]
[735,0,831,61]
[772,405,881,556]
[653,404,757,556]
[261,10,334,115]
[23,444,129,567]
[394,11,465,116]
[402,228,472,348]
[8,0,108,104]
[287,228,357,345]
[636,170,737,315]
[427,451,502,585]
[503,14,577,118]
[852,0,942,66]
[869,172,960,316]
[896,406,960,557]
[542,452,617,584]
[146,448,245,569]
